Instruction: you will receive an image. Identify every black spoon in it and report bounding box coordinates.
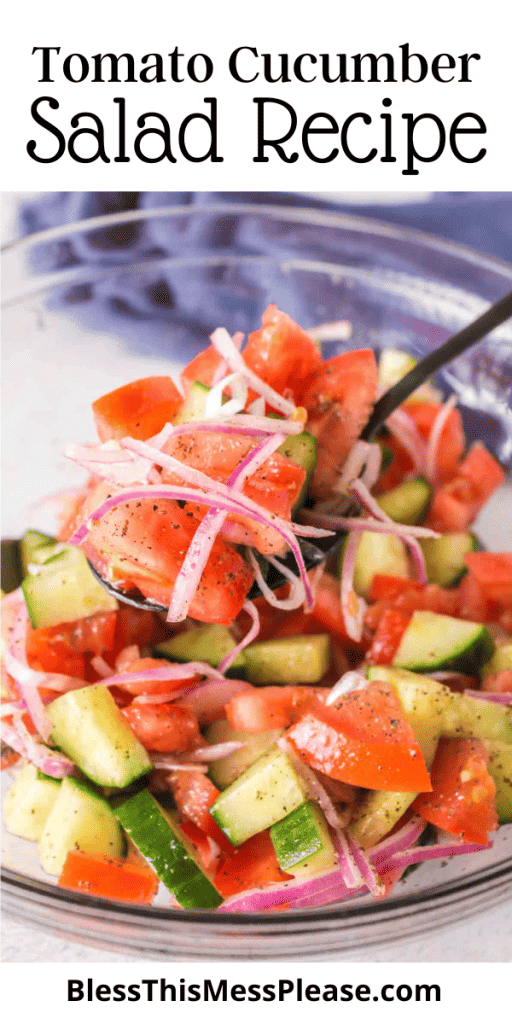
[86,289,512,612]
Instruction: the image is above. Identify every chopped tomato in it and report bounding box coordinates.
[92,376,183,442]
[302,350,378,499]
[25,625,86,677]
[369,574,424,603]
[310,572,366,648]
[213,829,293,898]
[1,743,20,771]
[285,682,432,792]
[58,849,159,904]
[366,607,412,665]
[404,401,465,482]
[456,571,498,624]
[481,669,512,694]
[179,819,222,871]
[122,701,201,753]
[112,605,167,658]
[243,304,323,405]
[171,770,233,854]
[413,738,497,845]
[428,444,506,532]
[81,481,254,625]
[116,657,202,696]
[180,345,225,395]
[374,434,414,494]
[459,443,506,499]
[160,431,305,556]
[27,611,117,658]
[464,552,512,604]
[226,685,317,733]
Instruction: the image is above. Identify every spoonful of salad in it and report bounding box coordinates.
[60,291,512,635]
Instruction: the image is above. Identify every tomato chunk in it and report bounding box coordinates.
[285,682,432,792]
[413,738,498,845]
[122,701,201,752]
[26,624,86,677]
[226,686,317,733]
[92,376,183,442]
[58,849,159,904]
[213,829,292,898]
[171,769,233,854]
[464,552,512,603]
[366,607,412,665]
[180,345,225,395]
[243,304,323,405]
[405,401,465,482]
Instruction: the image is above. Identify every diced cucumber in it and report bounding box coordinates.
[1,539,22,595]
[114,788,222,909]
[270,800,337,876]
[376,478,432,526]
[378,349,418,387]
[3,763,61,842]
[21,544,118,629]
[379,444,395,473]
[351,667,447,848]
[39,776,125,875]
[482,643,512,677]
[243,634,330,685]
[48,684,152,788]
[393,610,495,675]
[420,532,479,587]
[19,529,57,576]
[210,746,308,845]
[277,431,317,514]
[339,531,410,599]
[173,380,211,424]
[154,623,246,675]
[205,718,282,789]
[482,740,512,823]
[441,692,512,744]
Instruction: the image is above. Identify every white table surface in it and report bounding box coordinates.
[2,192,511,963]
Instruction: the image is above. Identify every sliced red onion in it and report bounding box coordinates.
[349,477,428,585]
[347,835,386,896]
[278,736,345,834]
[385,408,428,475]
[218,599,260,675]
[425,394,458,484]
[185,741,246,761]
[100,661,225,690]
[68,484,326,613]
[90,654,114,678]
[307,320,352,342]
[6,606,54,742]
[149,756,208,772]
[0,700,27,716]
[247,396,266,416]
[370,814,427,863]
[217,866,365,913]
[374,836,492,876]
[301,508,439,540]
[337,441,382,495]
[204,372,248,418]
[325,671,368,706]
[464,689,512,706]
[247,549,305,611]
[64,440,155,487]
[210,327,297,418]
[2,718,75,778]
[339,530,366,643]
[183,677,253,724]
[332,827,364,889]
[131,687,193,704]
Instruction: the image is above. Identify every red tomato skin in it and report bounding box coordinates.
[171,770,233,855]
[225,686,318,733]
[25,626,86,678]
[116,657,202,697]
[464,553,512,603]
[179,346,224,395]
[58,850,159,904]
[366,607,412,665]
[213,829,292,898]
[92,376,183,442]
[310,573,367,648]
[481,669,512,694]
[243,304,323,405]
[413,738,498,845]
[122,702,201,753]
[285,684,432,792]
[404,401,465,482]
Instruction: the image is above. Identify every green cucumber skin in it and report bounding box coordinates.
[4,764,61,842]
[154,623,246,676]
[21,545,117,629]
[205,719,283,789]
[420,532,479,588]
[270,800,337,875]
[393,610,495,676]
[242,635,330,685]
[48,685,152,789]
[376,477,432,526]
[483,741,512,824]
[115,789,222,909]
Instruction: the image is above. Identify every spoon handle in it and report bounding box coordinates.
[361,288,512,441]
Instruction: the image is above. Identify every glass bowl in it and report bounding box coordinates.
[2,200,512,960]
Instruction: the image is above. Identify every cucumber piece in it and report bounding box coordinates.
[482,740,512,823]
[376,478,432,526]
[243,634,330,685]
[19,529,57,576]
[205,719,282,788]
[1,539,22,595]
[114,788,222,909]
[277,431,317,514]
[482,643,512,677]
[21,544,118,629]
[351,668,447,848]
[270,800,337,876]
[39,776,125,875]
[379,443,395,473]
[3,763,61,842]
[420,532,479,587]
[173,380,211,424]
[339,531,410,599]
[48,684,152,788]
[378,349,418,387]
[393,610,495,675]
[441,692,512,744]
[154,623,246,675]
[210,746,308,845]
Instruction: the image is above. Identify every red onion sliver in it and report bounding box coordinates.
[347,835,386,897]
[339,530,365,642]
[425,394,458,484]
[385,408,428,475]
[375,837,492,876]
[186,741,246,761]
[300,508,439,540]
[326,671,368,706]
[210,327,297,418]
[1,719,75,778]
[218,599,260,675]
[464,689,512,706]
[370,815,427,863]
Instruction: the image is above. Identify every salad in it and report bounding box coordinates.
[2,304,511,913]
